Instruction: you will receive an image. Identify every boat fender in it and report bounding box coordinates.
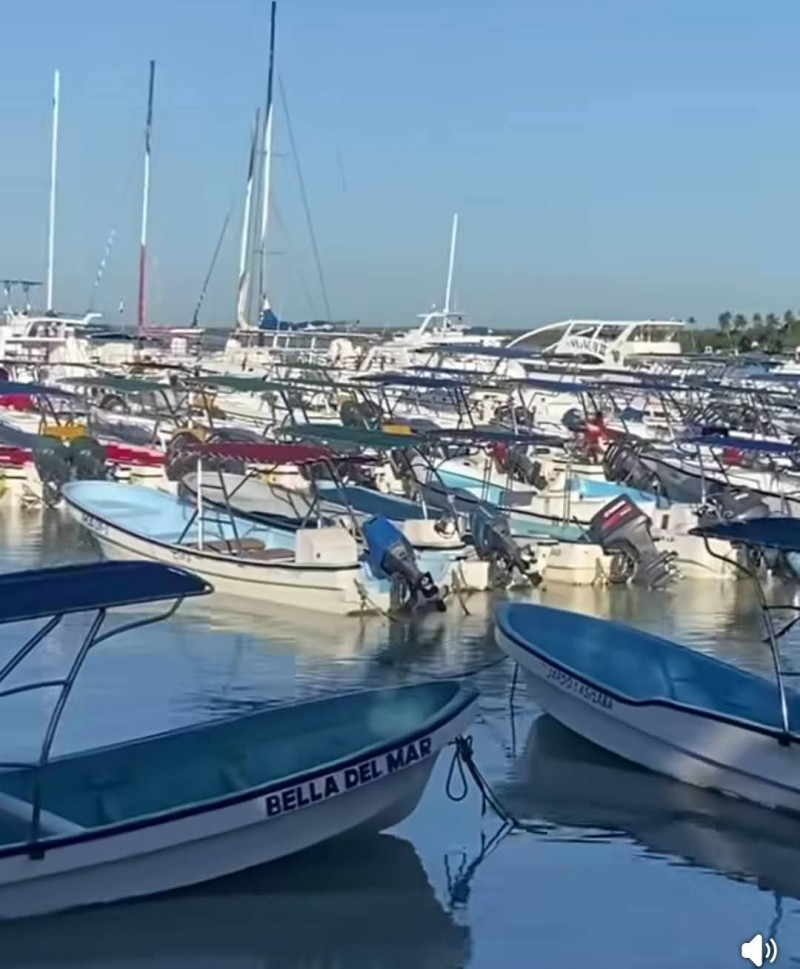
[362,515,445,611]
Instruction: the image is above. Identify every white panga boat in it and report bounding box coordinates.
[0,560,478,918]
[495,517,800,812]
[62,440,453,615]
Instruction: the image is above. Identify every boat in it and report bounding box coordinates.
[495,517,800,812]
[63,441,453,614]
[0,560,478,918]
[506,318,685,366]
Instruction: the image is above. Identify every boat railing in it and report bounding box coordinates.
[693,523,798,743]
[0,564,210,854]
[0,602,187,852]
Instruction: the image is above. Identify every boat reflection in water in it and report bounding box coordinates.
[500,716,800,901]
[0,834,470,968]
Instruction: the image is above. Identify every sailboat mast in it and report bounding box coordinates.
[46,69,60,312]
[443,212,458,316]
[235,109,260,329]
[257,0,278,316]
[137,60,156,336]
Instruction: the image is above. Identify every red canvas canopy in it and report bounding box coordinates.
[172,439,331,465]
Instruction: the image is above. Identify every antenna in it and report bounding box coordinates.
[444,213,458,316]
[137,60,156,336]
[46,69,60,312]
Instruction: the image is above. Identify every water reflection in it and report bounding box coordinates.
[500,716,800,901]
[0,834,471,968]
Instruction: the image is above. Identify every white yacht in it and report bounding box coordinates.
[508,318,685,365]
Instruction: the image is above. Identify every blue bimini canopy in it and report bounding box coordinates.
[0,561,211,624]
[414,343,536,360]
[352,372,466,389]
[691,518,800,552]
[511,376,590,394]
[679,433,794,455]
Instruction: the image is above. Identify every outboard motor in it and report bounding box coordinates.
[587,495,675,589]
[32,438,72,507]
[68,436,109,482]
[469,504,539,587]
[505,446,548,490]
[603,440,660,495]
[340,399,381,430]
[362,516,445,612]
[696,488,769,528]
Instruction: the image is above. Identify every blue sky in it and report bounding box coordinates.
[0,0,796,328]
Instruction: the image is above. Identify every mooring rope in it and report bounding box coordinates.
[446,732,552,835]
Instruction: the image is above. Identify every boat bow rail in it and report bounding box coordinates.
[0,561,211,851]
[692,518,800,743]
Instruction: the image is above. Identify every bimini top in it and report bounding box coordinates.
[169,439,331,465]
[0,561,211,624]
[412,343,536,360]
[679,433,793,455]
[692,518,800,552]
[284,423,425,450]
[65,375,174,396]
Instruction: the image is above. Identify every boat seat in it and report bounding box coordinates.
[246,547,295,562]
[184,537,266,554]
[0,790,84,838]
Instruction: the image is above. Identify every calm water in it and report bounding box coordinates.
[0,507,798,967]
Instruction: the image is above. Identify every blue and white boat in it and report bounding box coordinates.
[64,472,447,615]
[495,518,800,812]
[181,470,547,591]
[0,561,478,918]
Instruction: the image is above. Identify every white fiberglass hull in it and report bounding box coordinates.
[0,710,474,919]
[496,625,800,812]
[65,502,386,616]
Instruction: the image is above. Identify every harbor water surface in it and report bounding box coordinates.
[0,508,796,968]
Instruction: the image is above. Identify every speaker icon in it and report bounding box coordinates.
[741,933,778,966]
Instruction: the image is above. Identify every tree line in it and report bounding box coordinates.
[681,311,800,353]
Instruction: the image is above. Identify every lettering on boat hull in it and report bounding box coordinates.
[545,666,613,710]
[264,736,433,819]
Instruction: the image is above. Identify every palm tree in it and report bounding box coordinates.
[732,313,748,335]
[766,312,780,330]
[783,310,796,332]
[753,313,763,328]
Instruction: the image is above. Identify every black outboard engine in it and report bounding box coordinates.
[32,438,72,507]
[362,516,446,612]
[469,504,538,587]
[340,399,381,430]
[587,495,675,589]
[696,488,769,528]
[603,440,660,495]
[68,436,109,482]
[505,446,548,490]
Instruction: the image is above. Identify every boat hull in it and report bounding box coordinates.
[0,699,476,919]
[496,624,800,813]
[65,499,382,615]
